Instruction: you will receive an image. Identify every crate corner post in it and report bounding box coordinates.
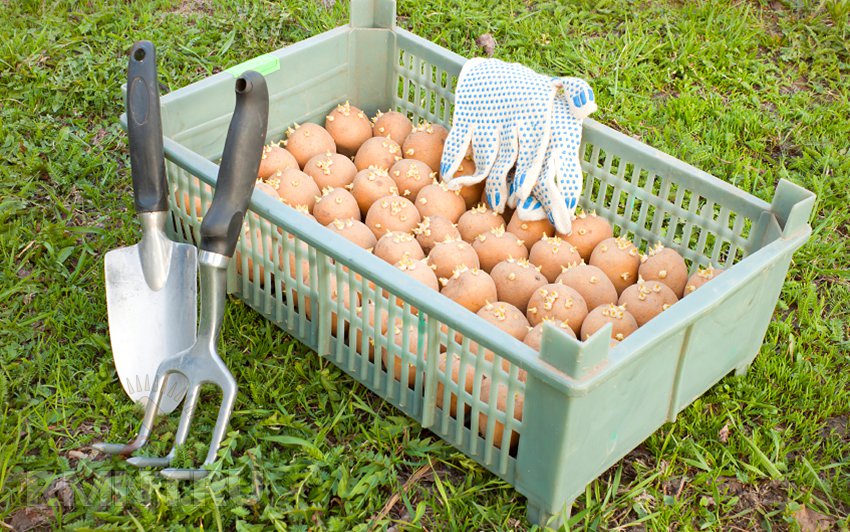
[350,0,396,29]
[515,324,611,527]
[770,178,816,239]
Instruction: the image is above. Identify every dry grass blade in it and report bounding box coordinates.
[370,464,433,529]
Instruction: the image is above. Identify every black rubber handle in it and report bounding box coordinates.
[127,41,168,213]
[200,71,269,257]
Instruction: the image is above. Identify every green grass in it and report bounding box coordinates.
[1,0,848,529]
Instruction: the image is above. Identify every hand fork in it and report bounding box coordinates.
[94,70,269,480]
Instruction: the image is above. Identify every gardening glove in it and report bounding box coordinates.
[512,77,597,235]
[440,57,562,213]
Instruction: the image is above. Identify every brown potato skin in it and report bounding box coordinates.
[373,232,425,265]
[473,228,528,273]
[639,246,688,298]
[372,110,413,146]
[365,195,421,238]
[390,159,433,200]
[526,283,589,335]
[477,301,530,341]
[325,218,376,251]
[258,144,299,179]
[524,320,576,351]
[428,239,480,281]
[528,236,583,282]
[556,263,619,311]
[588,237,641,295]
[580,304,638,342]
[684,266,724,296]
[490,259,548,314]
[350,168,398,217]
[507,212,555,250]
[325,102,372,156]
[354,136,402,171]
[478,376,523,450]
[560,212,613,261]
[286,123,336,168]
[440,268,497,314]
[414,215,461,254]
[268,168,320,211]
[313,188,360,226]
[303,152,358,190]
[415,183,466,223]
[457,206,506,243]
[402,124,448,171]
[618,280,679,327]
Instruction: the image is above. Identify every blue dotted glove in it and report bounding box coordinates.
[512,77,596,234]
[440,58,561,212]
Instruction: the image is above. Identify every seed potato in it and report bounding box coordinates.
[325,101,372,156]
[365,194,421,238]
[457,204,506,243]
[560,210,613,261]
[684,265,724,295]
[526,283,589,334]
[439,266,497,314]
[618,279,679,327]
[349,167,399,217]
[427,238,480,280]
[506,212,555,250]
[555,263,619,311]
[325,218,376,251]
[413,215,461,254]
[395,256,439,291]
[589,236,641,294]
[303,151,357,190]
[528,235,583,282]
[477,301,530,341]
[373,231,425,265]
[415,180,467,223]
[372,110,413,146]
[524,319,577,351]
[478,376,523,450]
[266,168,320,211]
[436,353,477,417]
[473,226,528,273]
[284,122,336,168]
[381,319,420,387]
[580,303,638,342]
[390,158,433,200]
[354,136,402,171]
[639,243,689,298]
[490,258,547,313]
[313,187,360,226]
[402,122,448,171]
[258,144,299,179]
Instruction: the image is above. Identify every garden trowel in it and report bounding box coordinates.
[105,41,194,414]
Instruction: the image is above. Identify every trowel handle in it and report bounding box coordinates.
[127,41,168,214]
[200,71,269,257]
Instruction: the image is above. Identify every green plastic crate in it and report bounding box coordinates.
[150,0,815,525]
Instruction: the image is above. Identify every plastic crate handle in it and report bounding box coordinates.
[225,54,280,78]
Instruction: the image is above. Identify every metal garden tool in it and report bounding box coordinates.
[94,70,269,480]
[105,41,194,415]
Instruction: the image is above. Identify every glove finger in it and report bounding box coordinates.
[470,120,499,179]
[512,120,550,202]
[484,170,509,212]
[515,195,547,221]
[487,123,519,210]
[557,154,583,217]
[440,120,473,181]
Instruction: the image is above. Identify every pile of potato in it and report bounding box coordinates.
[241,101,724,450]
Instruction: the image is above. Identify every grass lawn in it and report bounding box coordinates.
[1,0,848,529]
